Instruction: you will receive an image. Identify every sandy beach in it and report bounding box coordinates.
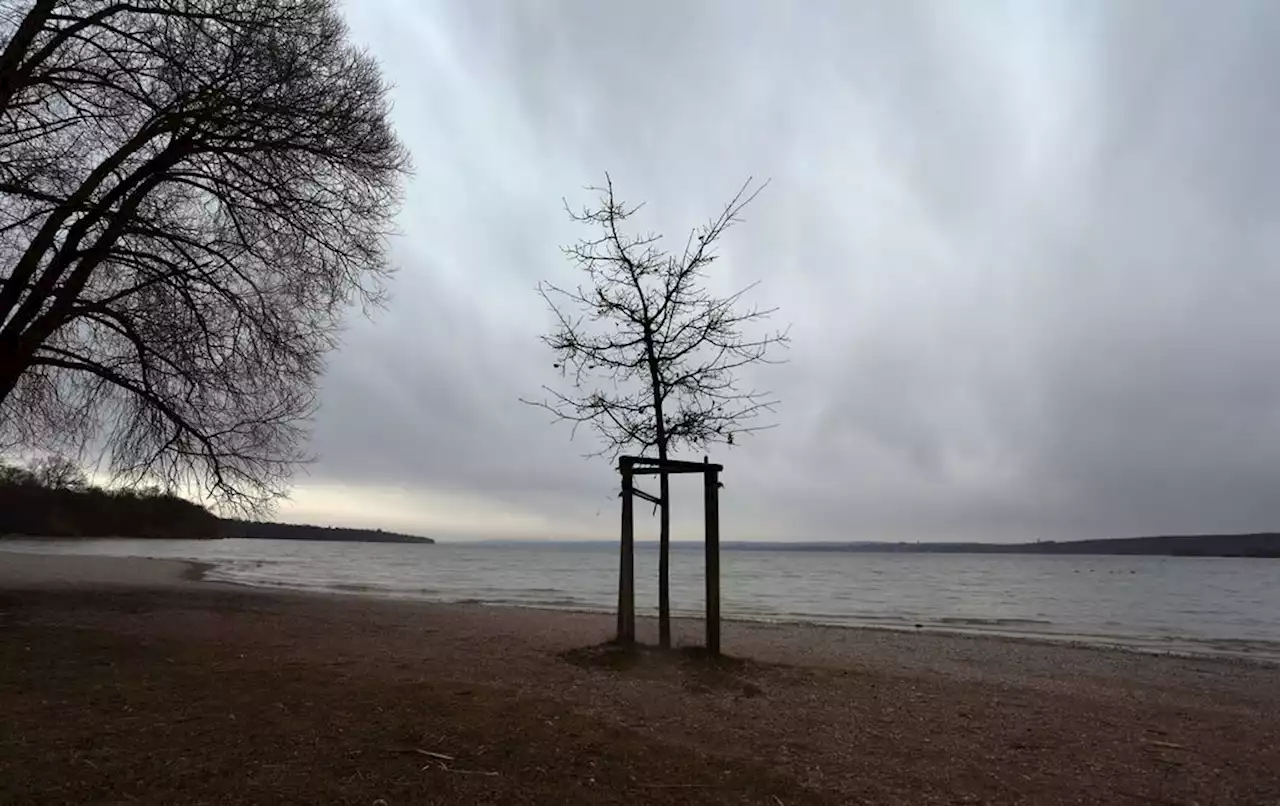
[1,551,1278,805]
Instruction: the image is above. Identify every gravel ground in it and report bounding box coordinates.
[1,553,1278,804]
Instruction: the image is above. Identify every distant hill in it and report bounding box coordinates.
[722,533,1280,558]
[220,519,434,544]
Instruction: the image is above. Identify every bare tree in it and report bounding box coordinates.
[29,453,87,490]
[0,0,408,511]
[0,458,35,486]
[524,175,788,647]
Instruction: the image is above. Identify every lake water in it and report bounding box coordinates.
[3,538,1278,661]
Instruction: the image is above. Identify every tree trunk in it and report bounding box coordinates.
[0,0,56,114]
[0,336,28,409]
[657,446,671,648]
[643,337,672,649]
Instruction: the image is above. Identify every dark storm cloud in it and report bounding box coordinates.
[287,0,1280,540]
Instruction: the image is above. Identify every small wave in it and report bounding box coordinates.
[937,617,1053,627]
[521,597,589,608]
[330,583,379,593]
[476,596,593,609]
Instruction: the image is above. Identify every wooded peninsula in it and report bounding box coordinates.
[0,461,432,544]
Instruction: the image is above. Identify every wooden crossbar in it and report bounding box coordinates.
[631,487,661,506]
[628,465,721,475]
[619,455,723,474]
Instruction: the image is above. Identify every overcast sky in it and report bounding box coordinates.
[275,0,1280,542]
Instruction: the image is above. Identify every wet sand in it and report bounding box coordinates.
[0,550,212,588]
[1,550,1278,804]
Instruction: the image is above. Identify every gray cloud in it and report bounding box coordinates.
[287,0,1280,541]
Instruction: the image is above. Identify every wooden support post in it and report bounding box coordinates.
[703,459,721,656]
[618,457,636,644]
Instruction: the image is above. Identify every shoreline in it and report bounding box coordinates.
[5,547,1279,667]
[191,556,1280,667]
[3,565,1279,803]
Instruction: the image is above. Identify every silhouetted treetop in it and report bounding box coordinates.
[0,0,410,512]
[526,175,789,458]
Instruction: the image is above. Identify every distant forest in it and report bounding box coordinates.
[0,458,219,539]
[543,533,1280,558]
[721,533,1280,558]
[220,520,433,544]
[0,457,432,544]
